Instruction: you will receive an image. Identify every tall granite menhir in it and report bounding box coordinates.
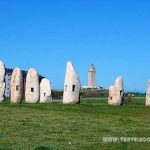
[40,78,52,103]
[25,68,40,103]
[10,68,23,103]
[0,61,5,102]
[63,61,81,104]
[108,77,124,105]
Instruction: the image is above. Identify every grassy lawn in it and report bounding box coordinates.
[0,97,150,150]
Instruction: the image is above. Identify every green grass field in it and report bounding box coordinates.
[0,97,150,150]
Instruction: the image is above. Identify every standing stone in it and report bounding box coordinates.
[10,68,23,103]
[63,61,81,104]
[108,77,124,105]
[25,68,39,103]
[40,78,52,103]
[114,77,124,105]
[146,80,150,106]
[0,61,5,102]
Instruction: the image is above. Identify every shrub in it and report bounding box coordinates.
[124,95,132,104]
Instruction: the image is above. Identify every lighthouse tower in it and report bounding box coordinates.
[88,64,96,88]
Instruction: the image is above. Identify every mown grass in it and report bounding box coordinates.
[0,97,150,150]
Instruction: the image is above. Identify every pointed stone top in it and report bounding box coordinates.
[89,64,95,72]
[0,60,5,68]
[0,60,4,65]
[11,68,22,77]
[27,68,38,76]
[116,76,123,80]
[114,76,123,90]
[65,61,80,83]
[115,76,123,82]
[28,68,37,73]
[28,68,37,72]
[67,61,78,75]
[41,78,50,84]
[66,61,75,69]
[13,67,21,72]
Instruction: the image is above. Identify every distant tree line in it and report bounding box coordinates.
[51,90,146,99]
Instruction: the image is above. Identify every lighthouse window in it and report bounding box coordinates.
[16,85,19,91]
[44,93,46,97]
[72,85,75,91]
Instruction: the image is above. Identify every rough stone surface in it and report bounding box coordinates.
[146,80,150,106]
[10,68,23,103]
[63,61,81,104]
[108,77,124,105]
[40,78,52,103]
[25,68,39,103]
[0,61,5,102]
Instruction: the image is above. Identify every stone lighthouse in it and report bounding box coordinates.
[88,64,96,88]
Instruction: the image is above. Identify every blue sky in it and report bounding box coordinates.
[0,0,150,92]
